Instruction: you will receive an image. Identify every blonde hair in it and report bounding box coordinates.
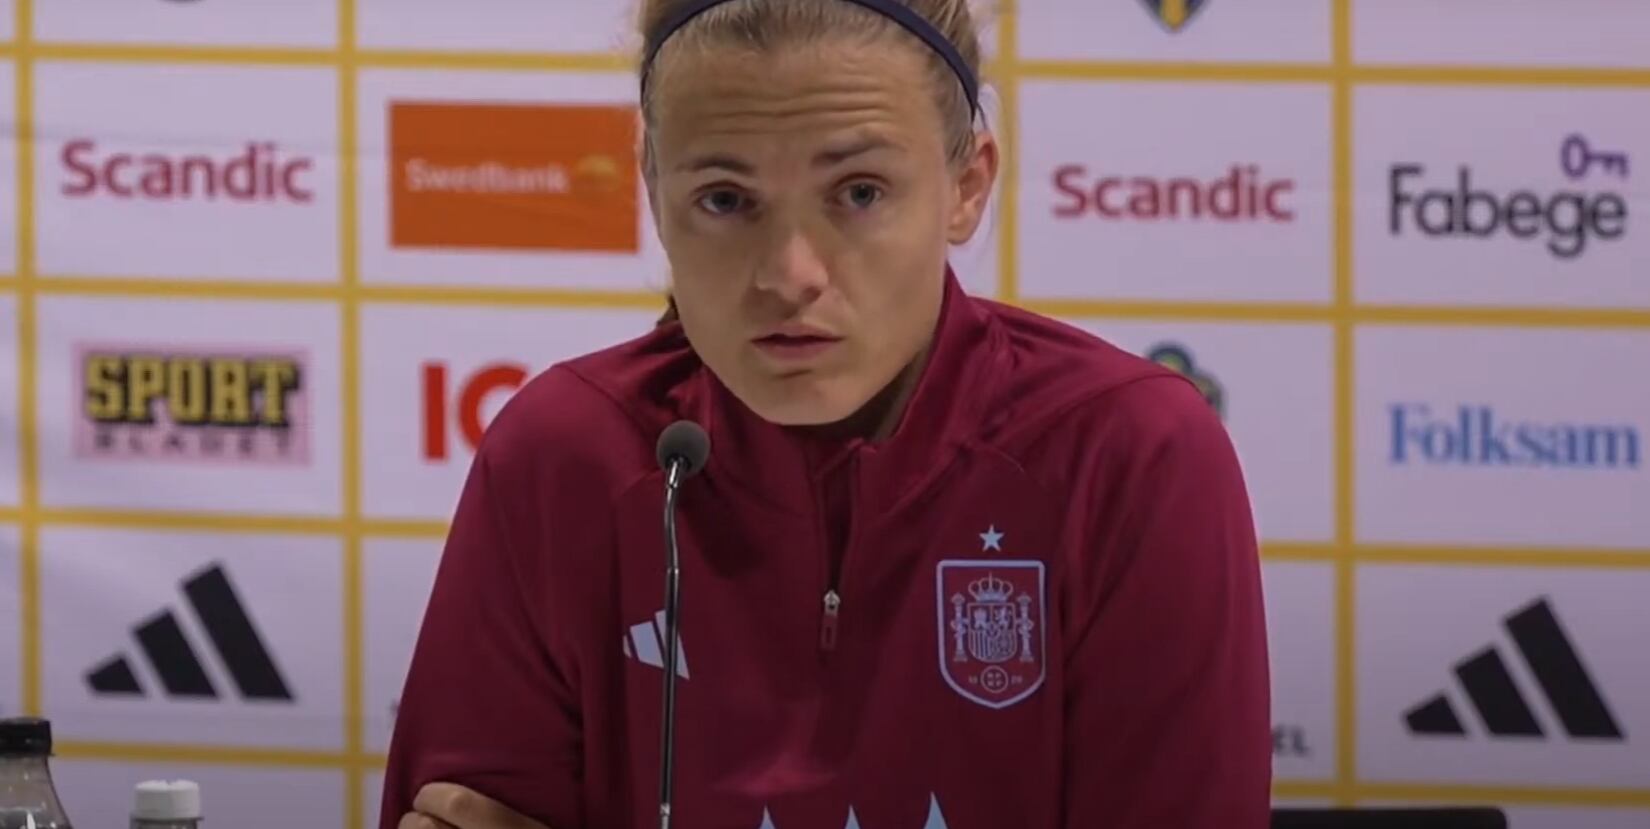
[637,0,989,324]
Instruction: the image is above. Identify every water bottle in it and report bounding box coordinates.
[131,780,201,829]
[0,717,73,829]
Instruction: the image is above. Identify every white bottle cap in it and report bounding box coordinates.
[133,779,202,821]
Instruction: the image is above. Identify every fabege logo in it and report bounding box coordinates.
[421,361,529,461]
[1388,133,1630,260]
[1052,164,1294,222]
[1389,403,1640,471]
[76,344,311,465]
[389,101,640,254]
[60,139,314,203]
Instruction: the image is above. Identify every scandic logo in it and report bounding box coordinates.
[1051,164,1294,222]
[389,101,639,253]
[76,344,311,465]
[60,139,315,203]
[1388,133,1630,260]
[1389,403,1641,471]
[86,563,295,703]
[1405,597,1623,742]
[422,360,530,461]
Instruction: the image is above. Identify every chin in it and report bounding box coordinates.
[736,376,871,427]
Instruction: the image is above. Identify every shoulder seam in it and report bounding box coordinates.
[552,360,661,444]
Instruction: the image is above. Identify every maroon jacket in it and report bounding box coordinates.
[380,269,1271,828]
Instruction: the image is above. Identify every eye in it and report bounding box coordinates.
[839,181,885,210]
[695,187,749,216]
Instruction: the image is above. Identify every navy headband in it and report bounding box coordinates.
[641,0,980,116]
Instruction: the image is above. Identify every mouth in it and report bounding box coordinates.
[752,328,843,362]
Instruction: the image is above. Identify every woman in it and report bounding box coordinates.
[384,1,1272,827]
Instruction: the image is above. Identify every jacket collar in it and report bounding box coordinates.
[686,266,996,516]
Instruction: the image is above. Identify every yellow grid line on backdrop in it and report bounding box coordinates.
[13,0,39,722]
[1330,0,1357,807]
[8,39,1650,89]
[16,276,1650,328]
[1,2,1647,825]
[10,510,1643,568]
[337,1,367,826]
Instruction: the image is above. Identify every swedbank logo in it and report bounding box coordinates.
[389,100,639,253]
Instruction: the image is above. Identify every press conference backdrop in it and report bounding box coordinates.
[0,0,1646,827]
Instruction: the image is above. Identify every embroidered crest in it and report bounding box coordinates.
[935,559,1046,709]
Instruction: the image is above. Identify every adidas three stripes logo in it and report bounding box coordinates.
[86,563,295,703]
[623,609,689,680]
[1405,597,1623,741]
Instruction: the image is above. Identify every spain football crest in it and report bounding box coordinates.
[936,560,1046,709]
[1141,0,1209,32]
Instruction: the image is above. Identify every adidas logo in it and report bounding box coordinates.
[1404,597,1623,741]
[86,563,295,703]
[622,610,688,680]
[758,794,949,828]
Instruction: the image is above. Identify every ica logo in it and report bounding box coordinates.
[421,361,530,461]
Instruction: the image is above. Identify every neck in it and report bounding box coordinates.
[796,341,932,445]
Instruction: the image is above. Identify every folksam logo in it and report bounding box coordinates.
[1389,403,1641,470]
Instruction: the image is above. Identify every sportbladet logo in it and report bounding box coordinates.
[1388,133,1630,260]
[1389,403,1641,471]
[74,343,312,465]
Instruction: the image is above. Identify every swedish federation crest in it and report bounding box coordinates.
[1141,0,1209,32]
[936,560,1046,709]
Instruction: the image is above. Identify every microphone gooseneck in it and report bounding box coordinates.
[654,420,710,829]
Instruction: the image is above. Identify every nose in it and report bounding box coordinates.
[752,224,830,307]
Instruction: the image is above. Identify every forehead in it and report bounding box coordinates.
[648,40,943,156]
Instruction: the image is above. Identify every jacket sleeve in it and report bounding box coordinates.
[378,440,584,829]
[1062,376,1273,828]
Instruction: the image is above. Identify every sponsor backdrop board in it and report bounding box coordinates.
[0,1,1644,828]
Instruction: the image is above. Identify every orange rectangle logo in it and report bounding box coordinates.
[389,101,640,253]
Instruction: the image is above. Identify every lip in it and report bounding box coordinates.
[751,325,843,362]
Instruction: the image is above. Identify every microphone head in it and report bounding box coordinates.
[656,420,711,478]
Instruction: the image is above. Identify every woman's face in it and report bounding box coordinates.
[646,38,996,426]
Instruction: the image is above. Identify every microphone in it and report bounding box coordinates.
[654,420,710,829]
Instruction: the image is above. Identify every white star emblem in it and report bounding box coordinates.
[980,525,1004,552]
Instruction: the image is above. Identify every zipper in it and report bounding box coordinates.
[816,454,861,653]
[819,589,842,650]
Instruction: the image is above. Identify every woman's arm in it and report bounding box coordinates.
[1061,376,1273,827]
[380,442,585,829]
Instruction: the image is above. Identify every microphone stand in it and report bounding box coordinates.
[657,458,687,829]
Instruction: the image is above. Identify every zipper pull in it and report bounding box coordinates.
[820,589,842,651]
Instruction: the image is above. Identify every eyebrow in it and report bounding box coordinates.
[674,135,900,174]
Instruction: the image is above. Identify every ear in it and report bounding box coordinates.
[641,135,663,230]
[946,130,999,245]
